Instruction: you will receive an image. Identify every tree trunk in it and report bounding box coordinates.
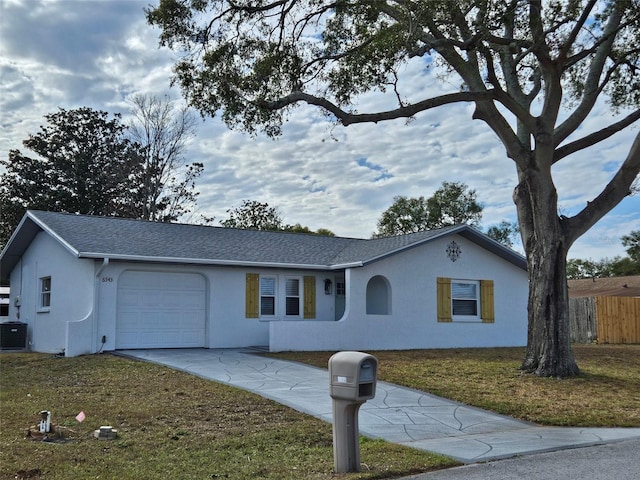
[521,233,579,377]
[514,165,580,378]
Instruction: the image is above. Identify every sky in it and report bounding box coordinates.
[0,0,638,260]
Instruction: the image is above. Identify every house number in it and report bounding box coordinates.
[101,277,113,283]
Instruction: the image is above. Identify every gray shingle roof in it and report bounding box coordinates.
[1,211,526,278]
[30,210,359,266]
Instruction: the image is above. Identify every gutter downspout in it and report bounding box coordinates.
[92,258,110,352]
[96,257,110,278]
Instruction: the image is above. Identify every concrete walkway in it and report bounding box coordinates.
[117,348,640,464]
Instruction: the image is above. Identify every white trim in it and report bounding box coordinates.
[284,275,302,318]
[259,275,277,318]
[451,279,481,322]
[27,211,80,257]
[77,252,339,271]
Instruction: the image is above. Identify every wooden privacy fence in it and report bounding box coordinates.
[569,296,640,344]
[569,297,597,343]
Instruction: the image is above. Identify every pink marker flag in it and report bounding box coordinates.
[75,411,86,423]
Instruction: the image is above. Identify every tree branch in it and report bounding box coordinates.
[558,0,598,61]
[227,0,289,15]
[471,101,530,167]
[564,131,640,246]
[554,4,624,146]
[259,89,496,126]
[554,109,640,163]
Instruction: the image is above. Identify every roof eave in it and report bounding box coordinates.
[1,212,82,280]
[27,211,81,257]
[329,262,364,269]
[457,227,527,270]
[77,252,336,271]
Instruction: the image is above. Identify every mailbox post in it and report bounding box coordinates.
[328,351,378,473]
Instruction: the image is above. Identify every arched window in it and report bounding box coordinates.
[366,275,391,315]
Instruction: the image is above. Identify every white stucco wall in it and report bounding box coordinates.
[9,229,527,356]
[9,235,339,355]
[8,232,95,354]
[269,234,528,351]
[95,263,335,353]
[205,267,336,348]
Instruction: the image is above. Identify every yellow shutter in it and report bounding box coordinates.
[246,273,259,318]
[303,276,316,319]
[480,280,495,323]
[437,277,452,322]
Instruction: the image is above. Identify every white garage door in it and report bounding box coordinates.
[116,271,206,349]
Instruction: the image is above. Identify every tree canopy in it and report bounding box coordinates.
[221,200,284,230]
[621,230,640,263]
[0,108,144,247]
[426,181,483,228]
[221,199,335,235]
[0,104,207,249]
[147,0,640,377]
[486,221,520,248]
[375,181,483,237]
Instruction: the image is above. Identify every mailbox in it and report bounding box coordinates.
[328,351,378,473]
[329,351,378,401]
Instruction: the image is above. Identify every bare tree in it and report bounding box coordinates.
[127,94,201,222]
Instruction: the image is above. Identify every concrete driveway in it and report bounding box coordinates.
[117,348,640,464]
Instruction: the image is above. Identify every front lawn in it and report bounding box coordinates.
[2,345,636,479]
[0,353,455,480]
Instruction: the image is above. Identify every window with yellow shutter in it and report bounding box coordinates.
[303,276,316,319]
[245,273,259,318]
[245,273,317,319]
[437,277,494,323]
[436,277,452,322]
[452,280,479,317]
[260,276,277,316]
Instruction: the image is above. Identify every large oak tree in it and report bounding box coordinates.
[147,0,640,376]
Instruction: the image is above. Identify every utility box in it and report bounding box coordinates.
[328,351,378,473]
[0,321,27,350]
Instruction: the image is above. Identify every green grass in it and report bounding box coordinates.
[0,353,455,480]
[3,345,637,479]
[270,345,640,427]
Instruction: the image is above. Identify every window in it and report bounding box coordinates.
[40,277,51,309]
[437,277,494,323]
[451,281,479,317]
[285,278,300,316]
[260,277,276,316]
[246,273,316,320]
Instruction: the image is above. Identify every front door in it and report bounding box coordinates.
[334,276,346,321]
